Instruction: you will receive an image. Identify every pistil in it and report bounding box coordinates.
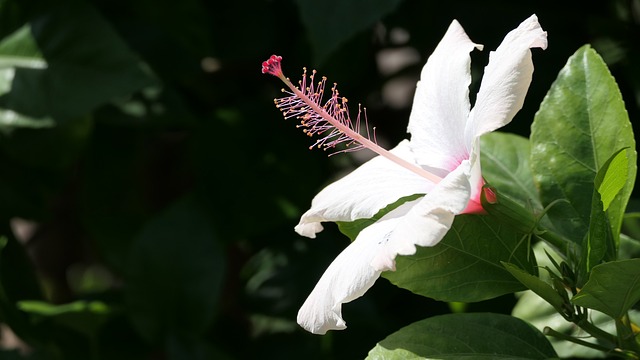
[262,55,442,184]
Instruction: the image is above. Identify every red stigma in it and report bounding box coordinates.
[261,54,283,77]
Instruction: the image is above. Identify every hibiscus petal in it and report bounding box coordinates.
[407,20,483,171]
[466,138,484,207]
[296,201,415,334]
[295,140,434,238]
[371,160,473,271]
[465,14,547,145]
[296,232,381,334]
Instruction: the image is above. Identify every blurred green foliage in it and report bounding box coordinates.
[0,0,636,359]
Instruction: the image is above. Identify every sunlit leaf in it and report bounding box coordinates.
[597,149,628,211]
[579,149,627,281]
[530,45,637,247]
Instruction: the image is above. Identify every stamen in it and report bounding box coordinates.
[261,55,442,184]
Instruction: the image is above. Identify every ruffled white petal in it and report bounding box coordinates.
[296,201,416,334]
[296,227,383,334]
[371,161,473,271]
[295,140,434,238]
[465,14,547,145]
[407,20,483,171]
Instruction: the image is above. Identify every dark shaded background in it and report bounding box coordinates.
[0,0,638,359]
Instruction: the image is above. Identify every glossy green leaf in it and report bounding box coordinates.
[125,195,224,343]
[480,132,540,209]
[571,258,640,319]
[367,313,557,359]
[294,0,402,64]
[580,149,627,281]
[530,45,637,245]
[383,215,536,302]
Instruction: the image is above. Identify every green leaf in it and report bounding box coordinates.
[0,25,52,130]
[367,313,557,359]
[383,215,536,302]
[580,149,627,281]
[337,194,424,241]
[571,258,640,319]
[502,262,566,315]
[596,148,629,211]
[530,45,637,246]
[619,233,640,260]
[0,3,155,131]
[125,195,225,343]
[580,193,610,285]
[480,132,541,210]
[293,0,402,64]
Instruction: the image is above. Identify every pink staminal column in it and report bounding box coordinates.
[261,54,442,185]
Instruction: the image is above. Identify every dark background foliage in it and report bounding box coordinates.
[0,0,637,359]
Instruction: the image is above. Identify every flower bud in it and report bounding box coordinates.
[480,185,538,234]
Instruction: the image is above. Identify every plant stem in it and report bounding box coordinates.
[616,314,640,355]
[576,318,618,347]
[545,326,636,359]
[544,326,614,354]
